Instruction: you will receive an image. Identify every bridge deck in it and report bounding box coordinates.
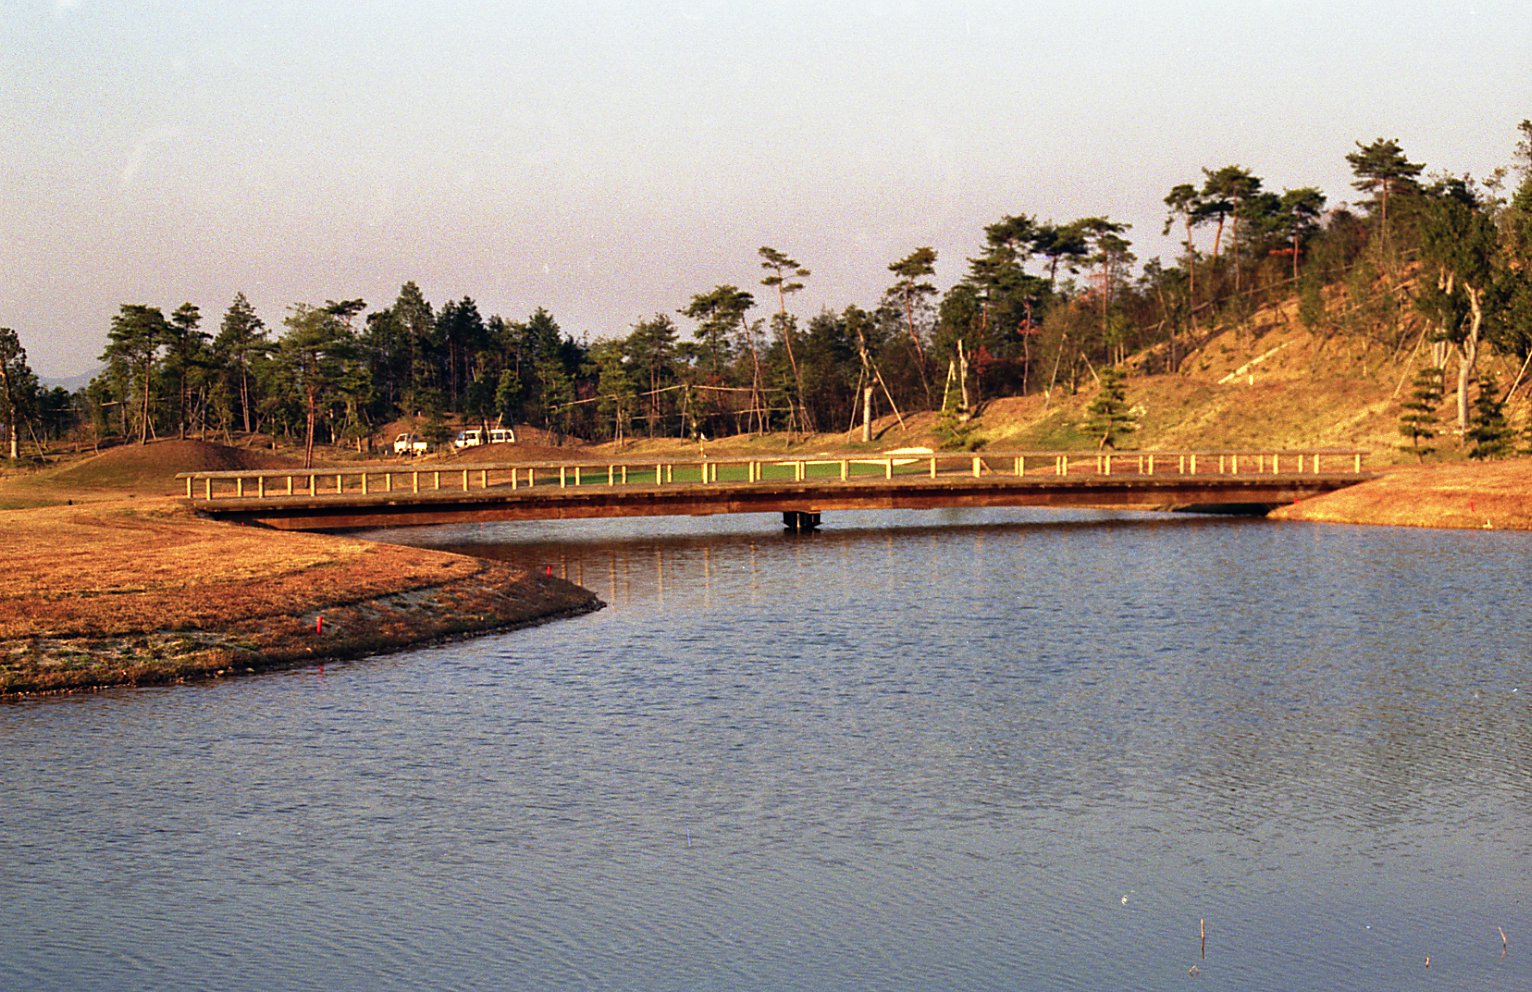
[180,449,1372,531]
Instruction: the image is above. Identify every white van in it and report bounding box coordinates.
[488,427,516,445]
[453,428,484,449]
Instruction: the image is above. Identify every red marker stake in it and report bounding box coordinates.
[316,615,323,635]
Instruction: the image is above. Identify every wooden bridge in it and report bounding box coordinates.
[178,448,1373,532]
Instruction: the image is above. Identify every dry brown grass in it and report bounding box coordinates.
[0,452,601,696]
[1272,457,1532,530]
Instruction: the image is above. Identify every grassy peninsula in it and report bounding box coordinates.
[0,442,599,698]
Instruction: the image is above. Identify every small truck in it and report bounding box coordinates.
[393,433,429,456]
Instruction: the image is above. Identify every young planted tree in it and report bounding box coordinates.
[1466,373,1513,459]
[1398,364,1444,460]
[1085,366,1136,449]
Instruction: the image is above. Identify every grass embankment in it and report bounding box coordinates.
[1274,458,1532,530]
[0,442,600,698]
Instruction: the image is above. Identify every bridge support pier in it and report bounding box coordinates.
[782,510,821,532]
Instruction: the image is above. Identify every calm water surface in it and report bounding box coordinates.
[3,509,1530,991]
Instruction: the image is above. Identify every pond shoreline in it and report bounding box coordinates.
[5,454,1527,699]
[0,499,602,699]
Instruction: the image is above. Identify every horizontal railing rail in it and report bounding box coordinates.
[177,449,1371,502]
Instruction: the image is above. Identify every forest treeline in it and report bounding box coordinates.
[2,123,1531,465]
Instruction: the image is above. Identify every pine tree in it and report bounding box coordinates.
[1398,364,1444,460]
[1085,366,1136,449]
[1466,373,1512,460]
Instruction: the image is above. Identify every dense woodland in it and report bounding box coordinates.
[3,124,1532,465]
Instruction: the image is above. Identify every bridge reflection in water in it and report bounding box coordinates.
[179,448,1372,532]
[366,510,1264,612]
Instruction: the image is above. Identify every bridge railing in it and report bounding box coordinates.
[177,448,1370,502]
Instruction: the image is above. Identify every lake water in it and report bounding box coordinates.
[2,508,1530,991]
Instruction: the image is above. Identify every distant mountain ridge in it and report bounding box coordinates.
[38,367,100,393]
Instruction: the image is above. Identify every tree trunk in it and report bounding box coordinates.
[304,383,318,469]
[902,292,932,406]
[140,363,152,444]
[1455,283,1483,431]
[1184,217,1197,311]
[240,365,252,434]
[1231,207,1242,292]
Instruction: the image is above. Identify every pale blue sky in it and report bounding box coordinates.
[4,0,1530,376]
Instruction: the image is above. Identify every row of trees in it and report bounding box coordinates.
[3,126,1530,463]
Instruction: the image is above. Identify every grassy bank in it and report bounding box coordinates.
[1274,457,1532,530]
[0,491,600,698]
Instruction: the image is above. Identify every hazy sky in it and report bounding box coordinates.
[5,0,1530,377]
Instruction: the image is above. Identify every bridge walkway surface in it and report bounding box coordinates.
[179,448,1373,532]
